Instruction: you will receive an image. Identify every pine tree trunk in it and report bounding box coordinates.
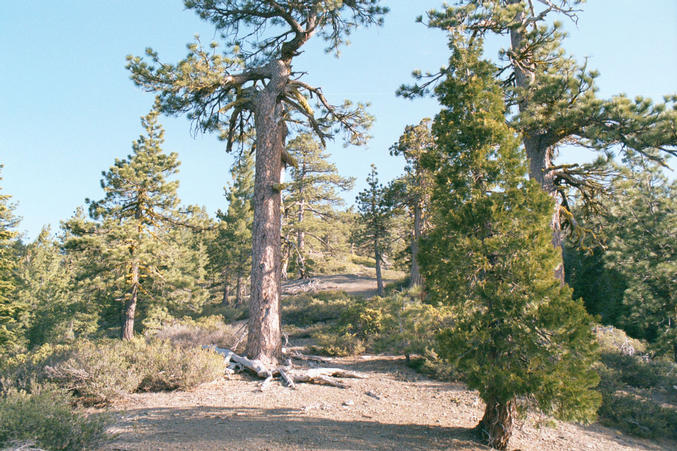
[246,60,288,367]
[374,241,384,297]
[475,396,516,451]
[509,0,565,282]
[222,283,230,306]
[222,268,230,305]
[297,197,307,279]
[122,259,139,340]
[410,202,423,287]
[236,275,243,305]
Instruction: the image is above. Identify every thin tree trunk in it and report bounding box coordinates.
[246,60,288,367]
[509,0,565,282]
[222,283,230,306]
[475,396,516,451]
[122,259,139,340]
[374,241,384,297]
[222,268,230,305]
[410,202,423,287]
[236,275,243,305]
[297,196,307,279]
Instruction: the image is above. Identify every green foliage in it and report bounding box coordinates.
[283,133,354,278]
[64,108,209,338]
[296,290,453,358]
[0,165,25,355]
[406,0,677,242]
[2,338,224,405]
[209,151,254,304]
[282,291,353,327]
[596,351,677,438]
[14,228,98,349]
[419,36,601,433]
[0,385,108,451]
[603,158,676,358]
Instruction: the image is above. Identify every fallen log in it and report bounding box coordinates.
[207,346,366,389]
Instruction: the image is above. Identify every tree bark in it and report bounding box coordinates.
[374,241,384,297]
[122,259,139,340]
[222,268,230,305]
[297,196,307,279]
[409,202,423,287]
[246,60,289,367]
[222,283,230,306]
[236,275,243,305]
[509,0,565,281]
[475,396,516,451]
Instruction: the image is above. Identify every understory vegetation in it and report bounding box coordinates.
[1,1,676,450]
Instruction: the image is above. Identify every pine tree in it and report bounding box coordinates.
[81,107,208,339]
[354,165,393,297]
[127,0,387,366]
[0,165,25,354]
[419,37,600,450]
[283,133,354,278]
[14,227,98,347]
[389,119,434,287]
[602,156,676,359]
[405,1,677,280]
[213,152,255,305]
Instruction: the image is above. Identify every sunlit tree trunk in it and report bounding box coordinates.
[246,60,288,367]
[122,258,139,340]
[410,202,423,287]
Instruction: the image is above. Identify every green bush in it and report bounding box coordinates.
[311,331,366,356]
[43,340,142,404]
[282,292,353,327]
[598,388,677,439]
[594,334,677,439]
[0,385,108,450]
[600,352,677,390]
[307,291,454,358]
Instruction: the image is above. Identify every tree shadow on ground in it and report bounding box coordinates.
[104,406,489,450]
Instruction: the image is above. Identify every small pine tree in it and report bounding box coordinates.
[353,165,393,297]
[419,37,600,450]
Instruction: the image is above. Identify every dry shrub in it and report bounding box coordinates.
[0,385,108,450]
[2,338,225,406]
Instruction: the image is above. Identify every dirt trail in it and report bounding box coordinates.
[100,354,670,451]
[282,273,401,298]
[98,274,674,450]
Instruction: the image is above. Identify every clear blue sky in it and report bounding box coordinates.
[1,1,676,240]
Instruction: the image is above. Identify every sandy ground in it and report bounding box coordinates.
[99,355,673,451]
[97,275,675,450]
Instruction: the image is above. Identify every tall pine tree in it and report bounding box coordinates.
[419,36,600,450]
[283,133,354,278]
[127,0,387,366]
[405,1,677,280]
[353,165,393,297]
[82,107,207,339]
[389,119,434,287]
